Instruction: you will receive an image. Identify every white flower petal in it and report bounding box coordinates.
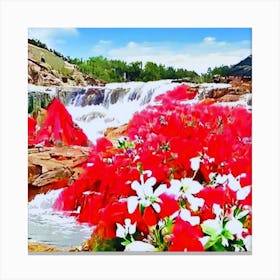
[237,186,251,200]
[190,157,201,171]
[244,235,252,251]
[124,218,131,226]
[202,219,222,234]
[213,203,223,217]
[154,184,167,197]
[215,174,227,184]
[145,177,157,188]
[199,236,210,246]
[187,195,204,211]
[188,180,203,194]
[168,179,181,195]
[180,208,191,221]
[225,219,243,235]
[131,180,141,192]
[116,223,125,238]
[152,202,161,213]
[227,174,241,191]
[143,185,153,197]
[180,209,200,225]
[128,222,137,235]
[189,215,200,226]
[127,196,139,214]
[124,241,156,252]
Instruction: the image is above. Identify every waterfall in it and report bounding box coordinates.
[62,80,182,143]
[28,80,237,144]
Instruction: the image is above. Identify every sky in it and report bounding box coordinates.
[28,28,251,74]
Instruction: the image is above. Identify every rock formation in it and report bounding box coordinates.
[28,146,90,201]
[228,55,252,78]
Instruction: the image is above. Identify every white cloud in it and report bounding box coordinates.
[28,28,78,49]
[91,39,113,55]
[103,39,251,74]
[203,36,216,43]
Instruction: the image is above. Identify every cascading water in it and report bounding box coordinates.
[28,189,93,249]
[65,80,193,143]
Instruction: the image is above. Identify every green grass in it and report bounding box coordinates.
[28,43,66,72]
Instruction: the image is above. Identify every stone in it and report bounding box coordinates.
[104,124,128,145]
[28,146,90,201]
[217,94,241,102]
[28,242,63,252]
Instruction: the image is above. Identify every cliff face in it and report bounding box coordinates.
[228,55,252,78]
[28,44,105,87]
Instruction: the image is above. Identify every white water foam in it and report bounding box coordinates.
[28,189,93,248]
[66,80,185,143]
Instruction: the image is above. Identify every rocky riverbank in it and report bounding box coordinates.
[28,146,91,201]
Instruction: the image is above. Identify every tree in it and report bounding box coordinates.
[141,62,161,81]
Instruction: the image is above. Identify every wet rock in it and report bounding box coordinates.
[76,111,106,122]
[28,146,90,201]
[202,77,252,104]
[28,242,64,252]
[217,94,241,102]
[104,124,128,145]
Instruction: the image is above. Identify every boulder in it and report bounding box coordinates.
[28,146,90,201]
[217,94,241,102]
[104,124,128,145]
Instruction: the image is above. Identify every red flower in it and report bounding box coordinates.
[143,206,158,226]
[169,217,204,252]
[34,98,90,146]
[158,193,179,219]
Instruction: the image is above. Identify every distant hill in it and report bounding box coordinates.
[228,55,252,78]
[28,43,105,87]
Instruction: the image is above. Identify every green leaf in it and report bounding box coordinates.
[212,241,227,251]
[121,240,131,246]
[165,217,174,233]
[204,235,221,250]
[201,224,218,237]
[222,229,234,240]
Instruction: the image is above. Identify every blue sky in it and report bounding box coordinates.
[28,28,251,74]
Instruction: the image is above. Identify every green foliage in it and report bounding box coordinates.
[200,65,230,83]
[69,56,201,83]
[29,38,232,84]
[28,38,48,50]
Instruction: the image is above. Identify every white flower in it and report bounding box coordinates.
[227,174,241,191]
[124,241,156,252]
[243,235,252,251]
[213,203,223,217]
[190,156,201,171]
[225,219,246,239]
[116,218,136,239]
[180,208,200,226]
[202,218,223,235]
[127,171,167,214]
[237,186,251,200]
[225,174,251,201]
[210,172,251,201]
[199,236,210,246]
[168,178,204,211]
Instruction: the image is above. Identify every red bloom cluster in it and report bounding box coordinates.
[28,98,89,147]
[53,85,252,252]
[28,117,37,146]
